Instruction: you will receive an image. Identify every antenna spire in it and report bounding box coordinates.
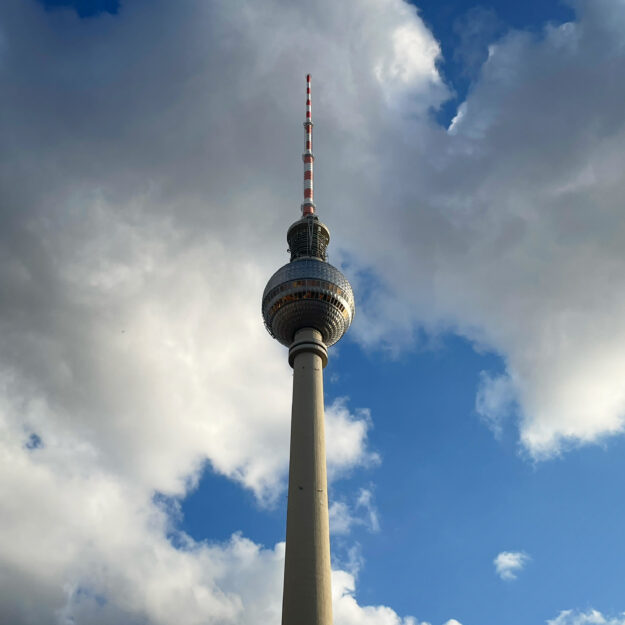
[302,73,315,216]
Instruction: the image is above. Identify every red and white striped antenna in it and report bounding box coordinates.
[302,73,315,216]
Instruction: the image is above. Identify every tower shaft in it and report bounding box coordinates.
[282,328,333,625]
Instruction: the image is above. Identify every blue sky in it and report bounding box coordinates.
[3,1,625,624]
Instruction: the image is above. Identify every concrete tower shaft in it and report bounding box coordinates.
[282,328,332,625]
[262,75,355,625]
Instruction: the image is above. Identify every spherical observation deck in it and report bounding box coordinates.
[262,257,355,347]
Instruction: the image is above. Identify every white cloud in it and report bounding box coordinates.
[0,412,427,625]
[0,0,441,622]
[333,569,428,625]
[329,501,357,535]
[548,610,625,625]
[493,551,530,581]
[475,371,517,436]
[0,414,242,624]
[356,488,380,532]
[6,0,625,473]
[329,488,380,535]
[346,0,625,458]
[326,400,381,480]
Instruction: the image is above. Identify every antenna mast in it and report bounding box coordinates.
[302,74,315,216]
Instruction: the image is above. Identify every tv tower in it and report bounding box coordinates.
[262,75,355,625]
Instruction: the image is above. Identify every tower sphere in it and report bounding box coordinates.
[262,253,354,348]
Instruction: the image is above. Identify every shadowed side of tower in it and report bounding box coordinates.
[262,75,355,625]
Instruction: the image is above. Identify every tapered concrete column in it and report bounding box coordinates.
[282,327,332,625]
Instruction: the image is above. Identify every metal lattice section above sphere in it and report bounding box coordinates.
[287,216,330,261]
[262,259,355,347]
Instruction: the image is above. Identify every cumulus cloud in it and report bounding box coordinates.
[548,610,625,625]
[0,0,395,505]
[9,0,625,472]
[0,378,412,625]
[333,569,430,625]
[0,0,439,621]
[493,551,530,581]
[346,0,625,458]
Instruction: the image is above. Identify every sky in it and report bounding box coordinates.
[2,0,625,624]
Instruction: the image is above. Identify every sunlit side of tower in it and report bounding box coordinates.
[262,75,355,625]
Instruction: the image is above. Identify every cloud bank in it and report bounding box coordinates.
[347,0,625,458]
[0,0,437,622]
